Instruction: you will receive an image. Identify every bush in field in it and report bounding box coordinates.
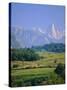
[11,48,40,61]
[12,64,19,68]
[54,63,65,80]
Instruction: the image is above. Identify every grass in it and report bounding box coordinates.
[11,68,55,87]
[11,52,65,69]
[11,68,55,76]
[11,51,65,87]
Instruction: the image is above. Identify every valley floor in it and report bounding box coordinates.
[11,52,65,87]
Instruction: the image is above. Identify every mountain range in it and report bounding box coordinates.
[11,24,65,48]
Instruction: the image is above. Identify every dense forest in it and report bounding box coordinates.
[11,48,40,61]
[32,43,65,52]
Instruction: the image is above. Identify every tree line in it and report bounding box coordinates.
[11,48,40,61]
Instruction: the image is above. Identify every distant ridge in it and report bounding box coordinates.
[32,43,65,52]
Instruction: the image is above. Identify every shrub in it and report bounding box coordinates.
[13,64,19,68]
[54,63,65,79]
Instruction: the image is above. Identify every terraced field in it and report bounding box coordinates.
[11,52,65,87]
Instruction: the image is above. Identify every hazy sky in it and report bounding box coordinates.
[11,3,65,31]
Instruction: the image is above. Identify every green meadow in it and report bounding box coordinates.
[11,51,65,87]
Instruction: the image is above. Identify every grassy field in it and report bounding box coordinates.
[11,51,65,87]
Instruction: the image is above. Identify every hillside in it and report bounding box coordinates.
[32,43,65,52]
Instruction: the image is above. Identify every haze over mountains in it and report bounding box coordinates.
[11,24,65,48]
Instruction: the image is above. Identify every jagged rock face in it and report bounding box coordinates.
[11,24,65,48]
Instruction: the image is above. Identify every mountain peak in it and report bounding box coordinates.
[11,25,64,48]
[51,24,64,40]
